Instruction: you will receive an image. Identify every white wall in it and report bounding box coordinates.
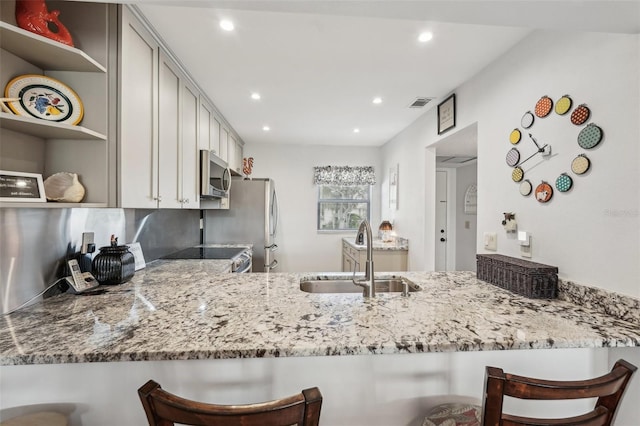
[243,143,381,272]
[380,120,438,270]
[382,31,640,298]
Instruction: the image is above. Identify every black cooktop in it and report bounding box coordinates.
[162,247,245,260]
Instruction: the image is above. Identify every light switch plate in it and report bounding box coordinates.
[484,232,497,251]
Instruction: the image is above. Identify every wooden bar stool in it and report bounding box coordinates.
[138,379,322,426]
[423,359,637,426]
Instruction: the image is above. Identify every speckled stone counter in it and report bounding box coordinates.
[1,261,638,366]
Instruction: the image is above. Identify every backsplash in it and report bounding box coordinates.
[0,208,199,314]
[558,279,640,326]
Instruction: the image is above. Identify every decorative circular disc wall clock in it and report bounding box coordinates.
[506,94,604,203]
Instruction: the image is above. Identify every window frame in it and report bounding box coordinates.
[316,184,371,232]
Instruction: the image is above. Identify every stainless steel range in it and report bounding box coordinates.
[162,246,252,273]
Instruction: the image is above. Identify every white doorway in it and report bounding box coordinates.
[435,170,448,271]
[431,123,478,271]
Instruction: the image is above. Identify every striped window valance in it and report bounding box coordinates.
[313,166,376,186]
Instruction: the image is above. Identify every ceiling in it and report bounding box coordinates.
[126,1,639,150]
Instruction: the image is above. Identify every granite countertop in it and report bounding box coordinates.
[343,237,409,251]
[1,260,638,366]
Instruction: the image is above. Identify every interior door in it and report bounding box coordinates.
[435,170,447,271]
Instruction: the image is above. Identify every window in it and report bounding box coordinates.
[317,184,370,231]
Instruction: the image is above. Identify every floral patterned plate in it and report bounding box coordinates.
[4,74,84,125]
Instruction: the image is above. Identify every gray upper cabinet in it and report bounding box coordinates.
[0,1,111,208]
[181,79,199,209]
[118,6,159,208]
[119,7,200,209]
[158,51,182,209]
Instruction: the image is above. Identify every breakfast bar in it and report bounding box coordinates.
[1,260,639,424]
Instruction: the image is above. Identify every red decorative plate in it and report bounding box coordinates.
[535,182,553,203]
[570,104,590,125]
[535,96,553,118]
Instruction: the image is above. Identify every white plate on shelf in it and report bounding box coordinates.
[4,74,84,125]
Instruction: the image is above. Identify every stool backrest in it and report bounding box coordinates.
[482,359,637,426]
[138,380,322,426]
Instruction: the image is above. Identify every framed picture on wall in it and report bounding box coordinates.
[437,93,456,135]
[0,171,46,202]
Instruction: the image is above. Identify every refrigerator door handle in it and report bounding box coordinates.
[265,259,278,270]
[265,243,278,252]
[271,190,278,237]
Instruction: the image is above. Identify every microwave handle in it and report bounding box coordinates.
[200,150,211,197]
[224,166,232,193]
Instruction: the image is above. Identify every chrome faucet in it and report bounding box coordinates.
[353,219,375,297]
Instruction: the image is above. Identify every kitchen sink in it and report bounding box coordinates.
[300,277,421,294]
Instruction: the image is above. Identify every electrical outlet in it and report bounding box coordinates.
[483,232,497,251]
[81,232,95,254]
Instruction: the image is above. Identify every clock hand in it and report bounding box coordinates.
[518,144,549,166]
[528,133,542,150]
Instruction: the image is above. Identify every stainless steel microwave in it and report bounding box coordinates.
[200,150,232,199]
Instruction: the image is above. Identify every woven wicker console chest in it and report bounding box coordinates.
[476,254,558,299]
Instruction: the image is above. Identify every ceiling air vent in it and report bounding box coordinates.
[409,97,433,108]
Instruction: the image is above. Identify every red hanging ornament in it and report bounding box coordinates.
[15,0,74,47]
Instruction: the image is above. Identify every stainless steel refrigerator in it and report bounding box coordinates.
[203,178,278,272]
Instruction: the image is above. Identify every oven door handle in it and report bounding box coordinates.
[235,261,252,273]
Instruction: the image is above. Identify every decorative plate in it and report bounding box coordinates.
[535,182,553,203]
[519,179,532,196]
[4,74,84,125]
[577,124,603,149]
[521,111,534,129]
[556,174,573,192]
[506,148,520,167]
[570,104,590,125]
[512,167,524,182]
[509,128,521,144]
[571,155,591,175]
[555,95,572,115]
[535,96,553,118]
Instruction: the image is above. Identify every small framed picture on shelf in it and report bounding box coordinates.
[0,170,46,202]
[437,93,456,135]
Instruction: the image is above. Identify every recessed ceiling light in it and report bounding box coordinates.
[263,126,270,131]
[418,32,433,43]
[220,19,235,31]
[372,97,382,105]
[353,128,360,133]
[251,92,261,100]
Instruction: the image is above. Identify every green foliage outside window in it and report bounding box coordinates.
[317,184,370,231]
